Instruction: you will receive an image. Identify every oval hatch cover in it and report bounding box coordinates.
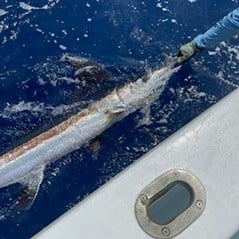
[135,169,206,238]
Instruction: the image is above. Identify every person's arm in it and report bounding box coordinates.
[177,7,239,64]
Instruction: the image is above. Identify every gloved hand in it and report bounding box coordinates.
[176,40,203,64]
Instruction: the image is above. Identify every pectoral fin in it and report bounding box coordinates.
[17,166,44,210]
[90,138,101,154]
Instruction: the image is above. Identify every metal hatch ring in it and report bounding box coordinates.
[135,169,206,239]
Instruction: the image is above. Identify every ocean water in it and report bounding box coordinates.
[0,0,239,238]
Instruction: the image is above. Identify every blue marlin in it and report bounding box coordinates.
[0,56,180,208]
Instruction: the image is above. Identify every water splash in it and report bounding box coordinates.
[19,0,61,11]
[0,100,90,119]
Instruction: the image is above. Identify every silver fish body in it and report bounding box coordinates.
[0,59,179,207]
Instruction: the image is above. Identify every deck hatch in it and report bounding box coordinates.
[135,169,206,238]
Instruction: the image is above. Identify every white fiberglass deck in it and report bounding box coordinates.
[33,87,239,239]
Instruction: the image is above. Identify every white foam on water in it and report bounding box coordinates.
[213,41,239,87]
[1,101,47,118]
[19,2,39,11]
[0,9,8,17]
[216,71,239,88]
[156,1,172,13]
[59,44,67,50]
[0,101,89,119]
[19,0,61,11]
[59,77,80,85]
[0,1,60,44]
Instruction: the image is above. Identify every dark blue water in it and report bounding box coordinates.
[0,0,238,238]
